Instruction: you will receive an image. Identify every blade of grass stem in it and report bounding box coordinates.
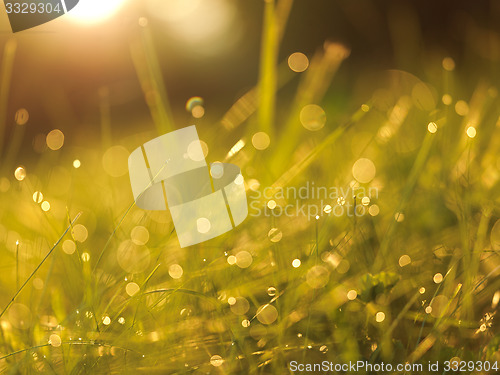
[0,212,81,320]
[0,39,16,164]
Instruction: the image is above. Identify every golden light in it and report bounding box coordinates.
[252,132,271,150]
[352,158,376,184]
[126,282,140,297]
[288,52,309,72]
[300,104,326,131]
[375,312,385,323]
[15,109,29,125]
[41,201,51,212]
[46,129,64,151]
[131,226,149,246]
[147,0,240,54]
[33,191,43,204]
[492,291,500,309]
[466,126,477,138]
[72,224,88,243]
[442,57,455,71]
[168,264,184,279]
[62,240,76,255]
[433,273,443,284]
[227,139,245,158]
[455,100,469,116]
[210,355,224,367]
[49,334,62,347]
[369,204,380,216]
[268,228,282,243]
[347,290,357,300]
[196,218,211,234]
[267,200,277,209]
[14,166,26,181]
[427,122,438,133]
[235,251,253,268]
[68,0,127,24]
[191,106,205,118]
[442,94,452,105]
[256,304,278,324]
[398,255,411,267]
[186,97,205,118]
[229,297,250,315]
[306,265,330,289]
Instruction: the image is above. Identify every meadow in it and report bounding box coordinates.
[0,0,500,373]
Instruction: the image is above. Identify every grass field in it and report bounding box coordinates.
[0,0,500,374]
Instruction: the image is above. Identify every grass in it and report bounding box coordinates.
[0,0,500,374]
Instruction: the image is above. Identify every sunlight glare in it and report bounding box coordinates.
[68,0,127,23]
[147,0,240,54]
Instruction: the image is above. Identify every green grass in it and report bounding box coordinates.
[1,1,500,374]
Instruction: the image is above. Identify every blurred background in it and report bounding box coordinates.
[0,0,498,156]
[0,0,500,373]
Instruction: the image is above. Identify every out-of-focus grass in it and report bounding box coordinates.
[1,1,500,374]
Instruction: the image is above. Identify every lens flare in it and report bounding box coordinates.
[146,0,240,54]
[68,0,127,24]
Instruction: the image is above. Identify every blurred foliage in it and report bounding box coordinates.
[0,0,500,374]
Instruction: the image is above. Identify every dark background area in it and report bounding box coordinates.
[0,0,497,165]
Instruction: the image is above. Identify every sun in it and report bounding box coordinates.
[66,0,127,23]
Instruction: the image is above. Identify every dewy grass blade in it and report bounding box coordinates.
[130,27,174,135]
[374,131,436,271]
[0,39,16,164]
[0,212,82,320]
[257,0,278,137]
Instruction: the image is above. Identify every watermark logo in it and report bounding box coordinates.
[248,182,379,219]
[4,0,80,32]
[128,125,248,248]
